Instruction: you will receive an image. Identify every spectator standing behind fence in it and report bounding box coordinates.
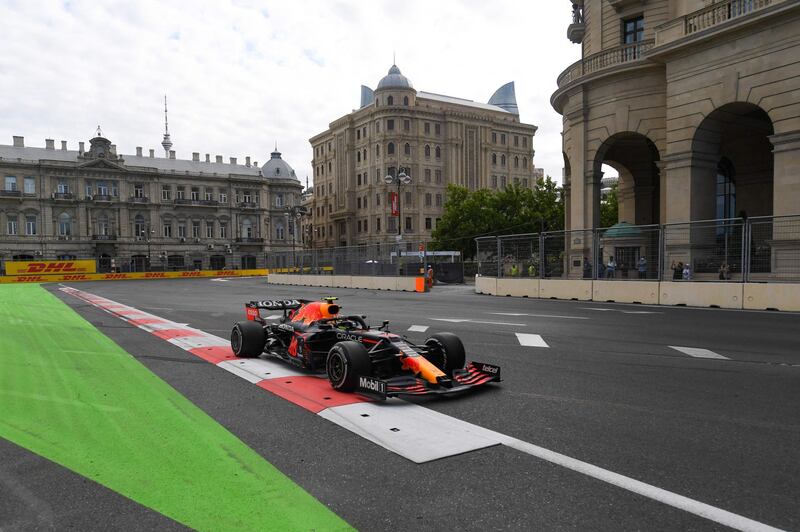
[718,262,730,281]
[672,261,683,280]
[682,263,692,280]
[583,257,591,279]
[510,263,519,277]
[638,256,647,279]
[528,263,536,278]
[606,256,617,279]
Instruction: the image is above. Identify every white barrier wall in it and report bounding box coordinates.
[659,282,744,309]
[475,275,497,295]
[539,280,593,301]
[496,278,539,297]
[267,274,418,292]
[743,283,800,311]
[593,281,660,304]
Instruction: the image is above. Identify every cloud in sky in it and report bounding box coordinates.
[0,0,580,184]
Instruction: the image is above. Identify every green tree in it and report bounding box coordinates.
[431,176,565,259]
[600,183,619,228]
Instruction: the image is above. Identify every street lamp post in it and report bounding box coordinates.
[384,168,412,272]
[284,205,307,271]
[146,226,155,271]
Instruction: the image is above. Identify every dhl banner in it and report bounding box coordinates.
[6,260,97,275]
[0,269,267,284]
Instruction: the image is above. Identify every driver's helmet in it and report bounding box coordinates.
[291,299,340,324]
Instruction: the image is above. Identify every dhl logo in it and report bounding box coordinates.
[20,262,89,274]
[144,272,167,278]
[180,272,203,277]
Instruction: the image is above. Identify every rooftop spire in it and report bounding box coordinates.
[161,94,173,157]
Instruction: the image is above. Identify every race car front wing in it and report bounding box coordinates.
[358,361,501,399]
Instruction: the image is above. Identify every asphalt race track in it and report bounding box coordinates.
[5,277,800,531]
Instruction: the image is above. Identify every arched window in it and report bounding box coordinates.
[716,158,736,220]
[275,221,284,240]
[58,213,71,236]
[492,153,497,165]
[435,146,441,158]
[403,96,409,106]
[387,95,394,105]
[357,151,361,163]
[134,214,145,237]
[387,142,395,155]
[376,144,380,157]
[425,145,431,157]
[501,154,506,166]
[363,148,367,161]
[514,156,519,168]
[523,157,527,168]
[241,218,253,239]
[404,143,411,156]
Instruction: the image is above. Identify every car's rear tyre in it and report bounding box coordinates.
[424,332,466,376]
[326,341,371,392]
[231,321,265,358]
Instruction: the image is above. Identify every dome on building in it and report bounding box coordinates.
[376,64,413,90]
[261,148,298,180]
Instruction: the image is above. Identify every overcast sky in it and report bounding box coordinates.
[0,0,580,186]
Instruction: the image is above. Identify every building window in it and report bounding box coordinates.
[206,222,213,239]
[501,134,506,145]
[435,146,441,159]
[363,148,367,161]
[387,95,394,106]
[7,215,18,235]
[405,191,412,206]
[191,187,200,201]
[357,173,361,186]
[205,189,213,201]
[375,121,380,133]
[403,96,409,106]
[716,158,736,220]
[425,193,432,207]
[514,156,519,168]
[357,197,362,209]
[357,151,361,163]
[357,220,361,233]
[111,182,118,197]
[4,176,17,191]
[387,119,395,130]
[275,193,284,207]
[98,214,109,236]
[242,219,254,238]
[134,183,144,198]
[435,170,442,184]
[176,187,185,200]
[435,193,442,207]
[219,223,227,239]
[501,154,506,166]
[163,222,172,238]
[425,217,432,230]
[492,132,497,143]
[178,223,186,238]
[425,169,431,182]
[388,142,395,155]
[623,15,644,45]
[424,122,430,134]
[523,178,529,188]
[376,193,381,206]
[425,145,431,157]
[357,129,361,140]
[388,217,397,233]
[376,217,381,232]
[501,175,507,189]
[58,213,71,236]
[220,192,227,203]
[363,126,367,137]
[435,123,441,135]
[523,157,528,168]
[405,217,412,231]
[491,175,498,189]
[24,177,35,194]
[375,168,381,183]
[376,144,380,158]
[514,135,519,147]
[404,143,411,156]
[57,181,69,194]
[25,215,37,235]
[523,137,528,148]
[134,215,145,237]
[492,153,497,165]
[403,119,410,131]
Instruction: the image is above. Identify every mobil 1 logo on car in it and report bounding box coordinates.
[358,375,387,396]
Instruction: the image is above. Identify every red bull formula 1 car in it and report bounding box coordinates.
[230,297,501,398]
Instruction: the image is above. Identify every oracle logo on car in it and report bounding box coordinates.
[358,376,386,395]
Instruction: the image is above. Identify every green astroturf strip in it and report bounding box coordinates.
[0,284,351,531]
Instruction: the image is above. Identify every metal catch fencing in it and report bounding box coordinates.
[265,241,465,282]
[476,215,800,283]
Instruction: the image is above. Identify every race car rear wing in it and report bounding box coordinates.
[246,299,305,310]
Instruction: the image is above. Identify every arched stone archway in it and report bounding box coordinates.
[593,132,661,227]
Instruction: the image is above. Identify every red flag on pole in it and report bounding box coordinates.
[390,192,399,216]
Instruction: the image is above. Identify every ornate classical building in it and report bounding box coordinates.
[307,64,538,248]
[553,0,800,231]
[0,130,302,273]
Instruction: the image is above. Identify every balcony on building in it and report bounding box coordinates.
[238,201,258,209]
[0,189,22,198]
[567,0,585,43]
[92,194,113,203]
[129,195,149,204]
[53,192,75,200]
[92,234,117,241]
[235,237,264,243]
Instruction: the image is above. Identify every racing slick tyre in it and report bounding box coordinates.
[231,321,266,358]
[424,332,466,376]
[326,341,371,392]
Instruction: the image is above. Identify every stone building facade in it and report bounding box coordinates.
[0,133,302,273]
[553,0,800,231]
[307,64,538,248]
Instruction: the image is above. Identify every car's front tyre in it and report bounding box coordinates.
[231,321,266,358]
[424,332,466,376]
[326,341,371,392]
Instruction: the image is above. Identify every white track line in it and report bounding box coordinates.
[669,346,729,360]
[515,333,550,348]
[432,318,526,326]
[407,325,429,332]
[491,312,589,320]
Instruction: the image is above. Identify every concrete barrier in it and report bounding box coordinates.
[659,282,743,309]
[539,279,593,300]
[267,274,419,292]
[496,278,539,297]
[743,283,800,311]
[593,280,659,304]
[475,275,497,295]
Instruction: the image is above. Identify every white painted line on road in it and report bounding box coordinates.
[210,278,231,282]
[515,333,549,348]
[621,310,660,314]
[407,325,429,332]
[432,318,526,326]
[491,312,589,320]
[669,346,730,360]
[581,307,615,311]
